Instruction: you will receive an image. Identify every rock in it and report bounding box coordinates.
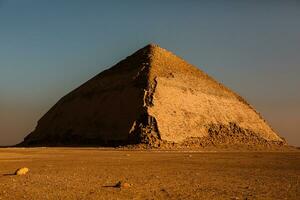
[122,182,131,188]
[115,181,131,189]
[15,167,29,176]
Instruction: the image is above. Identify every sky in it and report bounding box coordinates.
[0,0,299,146]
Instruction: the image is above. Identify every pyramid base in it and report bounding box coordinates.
[18,123,287,149]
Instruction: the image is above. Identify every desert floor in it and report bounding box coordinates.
[0,148,299,200]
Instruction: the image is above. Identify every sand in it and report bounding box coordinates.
[0,148,299,199]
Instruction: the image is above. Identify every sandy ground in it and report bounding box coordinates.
[0,148,299,200]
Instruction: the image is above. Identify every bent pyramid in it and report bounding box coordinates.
[21,44,285,147]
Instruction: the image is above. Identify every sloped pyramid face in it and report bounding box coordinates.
[21,44,285,147]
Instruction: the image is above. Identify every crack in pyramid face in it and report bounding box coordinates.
[20,44,285,147]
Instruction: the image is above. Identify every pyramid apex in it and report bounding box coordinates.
[137,43,170,59]
[144,43,164,50]
[147,43,159,47]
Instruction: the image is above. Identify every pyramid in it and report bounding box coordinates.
[20,44,285,147]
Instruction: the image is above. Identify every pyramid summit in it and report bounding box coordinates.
[20,44,286,148]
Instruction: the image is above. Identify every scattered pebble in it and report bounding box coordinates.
[115,181,131,189]
[15,167,29,176]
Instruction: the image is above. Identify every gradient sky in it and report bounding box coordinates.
[0,0,299,146]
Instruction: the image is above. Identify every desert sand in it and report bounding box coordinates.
[6,44,297,199]
[0,148,299,200]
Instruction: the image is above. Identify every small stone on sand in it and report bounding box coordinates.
[15,167,29,176]
[115,181,131,188]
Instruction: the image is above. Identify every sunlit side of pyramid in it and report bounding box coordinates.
[20,44,285,147]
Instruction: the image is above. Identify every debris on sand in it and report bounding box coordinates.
[114,181,131,189]
[14,167,29,176]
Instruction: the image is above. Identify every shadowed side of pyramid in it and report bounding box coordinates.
[20,44,286,147]
[21,45,154,146]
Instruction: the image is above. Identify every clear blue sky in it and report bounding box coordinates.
[0,0,299,146]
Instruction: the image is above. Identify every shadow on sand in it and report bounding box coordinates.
[2,173,15,177]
